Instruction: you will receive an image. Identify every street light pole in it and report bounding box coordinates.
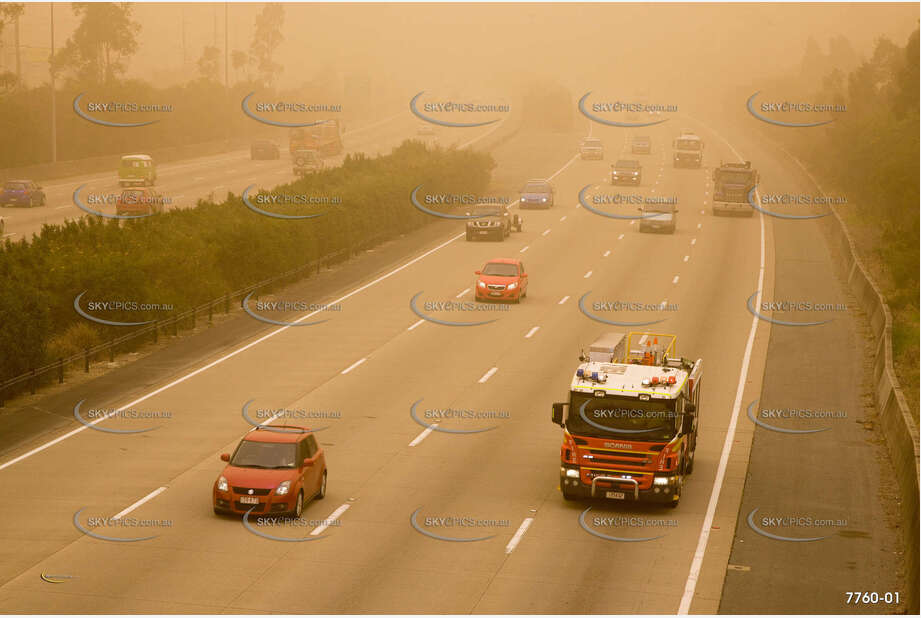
[49,2,56,163]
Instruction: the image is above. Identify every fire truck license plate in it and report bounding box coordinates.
[606,491,625,500]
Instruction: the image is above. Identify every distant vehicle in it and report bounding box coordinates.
[213,425,327,518]
[638,201,678,233]
[293,149,325,176]
[115,188,164,217]
[611,159,642,185]
[475,258,528,303]
[465,205,522,242]
[632,135,652,155]
[0,180,45,207]
[519,179,555,209]
[712,161,759,216]
[251,140,281,160]
[417,125,436,136]
[0,215,5,234]
[290,120,343,157]
[579,137,604,160]
[673,133,704,168]
[118,154,157,187]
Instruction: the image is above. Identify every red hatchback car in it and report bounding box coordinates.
[213,425,327,518]
[475,258,529,303]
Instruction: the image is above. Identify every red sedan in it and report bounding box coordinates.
[475,258,529,303]
[213,425,327,518]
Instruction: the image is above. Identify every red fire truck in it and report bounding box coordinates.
[551,332,702,508]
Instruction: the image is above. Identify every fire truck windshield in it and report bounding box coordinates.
[567,392,679,440]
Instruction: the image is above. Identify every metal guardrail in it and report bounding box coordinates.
[0,110,521,407]
[768,143,919,614]
[0,242,359,406]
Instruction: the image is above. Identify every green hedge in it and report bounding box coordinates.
[0,140,495,381]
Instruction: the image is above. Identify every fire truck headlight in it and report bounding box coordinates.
[653,476,670,486]
[565,468,580,478]
[541,197,547,202]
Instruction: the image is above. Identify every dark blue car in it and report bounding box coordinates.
[0,180,46,207]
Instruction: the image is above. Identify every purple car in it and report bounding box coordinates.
[0,180,46,207]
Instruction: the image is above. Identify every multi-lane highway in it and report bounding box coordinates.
[0,110,901,613]
[0,110,491,241]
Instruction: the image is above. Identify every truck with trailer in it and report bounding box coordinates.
[712,160,760,216]
[550,332,702,508]
[289,119,343,157]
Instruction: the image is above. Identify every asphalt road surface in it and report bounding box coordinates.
[0,111,899,613]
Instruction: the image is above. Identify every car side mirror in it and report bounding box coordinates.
[520,272,528,278]
[303,458,314,467]
[475,270,482,275]
[681,415,694,434]
[220,453,230,462]
[551,402,566,426]
[674,209,679,213]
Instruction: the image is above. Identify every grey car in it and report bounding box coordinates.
[465,206,522,241]
[638,203,678,234]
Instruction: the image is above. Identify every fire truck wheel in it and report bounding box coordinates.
[561,483,579,501]
[668,479,682,508]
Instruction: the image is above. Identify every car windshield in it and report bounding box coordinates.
[471,207,503,216]
[719,171,754,184]
[4,182,26,190]
[482,262,518,277]
[523,182,548,193]
[582,139,601,146]
[615,160,638,169]
[231,440,298,469]
[676,139,701,150]
[566,392,679,440]
[634,136,650,143]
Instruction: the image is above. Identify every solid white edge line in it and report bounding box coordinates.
[505,517,534,554]
[112,486,168,520]
[409,423,438,447]
[0,136,583,474]
[478,367,498,383]
[407,319,424,331]
[524,326,540,339]
[677,128,765,615]
[341,357,367,375]
[311,503,350,536]
[0,231,466,473]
